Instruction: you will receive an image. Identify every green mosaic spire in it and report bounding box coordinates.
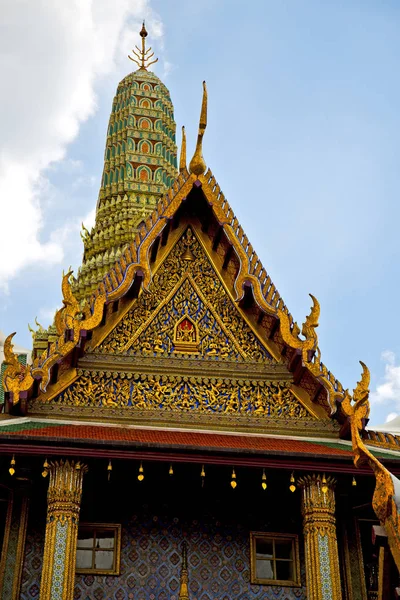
[74,24,177,300]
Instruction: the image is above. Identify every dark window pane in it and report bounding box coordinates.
[256,559,274,580]
[94,550,114,570]
[276,560,293,581]
[77,531,94,549]
[76,549,93,569]
[275,539,293,559]
[96,530,114,549]
[255,538,273,559]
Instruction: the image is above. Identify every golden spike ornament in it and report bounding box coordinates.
[189,81,208,176]
[341,361,400,571]
[128,22,158,71]
[178,541,190,600]
[179,126,187,172]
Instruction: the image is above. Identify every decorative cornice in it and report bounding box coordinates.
[78,352,291,380]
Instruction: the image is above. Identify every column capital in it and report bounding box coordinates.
[298,473,336,514]
[46,459,88,524]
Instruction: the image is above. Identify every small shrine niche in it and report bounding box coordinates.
[173,316,199,354]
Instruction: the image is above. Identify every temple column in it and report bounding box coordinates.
[40,460,88,600]
[298,474,342,600]
[0,487,29,599]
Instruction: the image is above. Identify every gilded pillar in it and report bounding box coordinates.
[40,460,88,600]
[0,488,29,599]
[298,474,342,600]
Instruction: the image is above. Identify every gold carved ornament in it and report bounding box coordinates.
[31,270,106,392]
[97,230,271,362]
[2,333,34,405]
[4,271,106,402]
[56,371,310,418]
[278,294,343,414]
[341,362,400,572]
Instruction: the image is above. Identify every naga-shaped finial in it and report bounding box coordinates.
[277,294,344,413]
[128,22,158,71]
[179,126,187,172]
[301,293,320,340]
[341,362,399,529]
[80,222,90,242]
[189,81,208,177]
[278,293,319,360]
[342,361,371,465]
[34,317,44,332]
[3,333,20,369]
[2,333,34,404]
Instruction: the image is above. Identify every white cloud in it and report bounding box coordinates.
[386,412,398,423]
[38,306,60,327]
[0,0,163,290]
[370,351,400,407]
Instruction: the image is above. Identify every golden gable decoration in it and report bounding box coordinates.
[95,228,272,362]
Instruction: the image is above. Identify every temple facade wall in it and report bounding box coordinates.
[20,509,307,600]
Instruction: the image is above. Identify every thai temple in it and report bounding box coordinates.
[2,23,400,600]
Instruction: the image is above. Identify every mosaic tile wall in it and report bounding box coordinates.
[20,508,306,600]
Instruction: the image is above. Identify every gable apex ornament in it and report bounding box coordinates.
[189,81,208,176]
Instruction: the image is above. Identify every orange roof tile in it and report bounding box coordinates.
[0,422,353,457]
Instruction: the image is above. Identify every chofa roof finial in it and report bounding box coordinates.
[128,22,158,71]
[189,81,207,177]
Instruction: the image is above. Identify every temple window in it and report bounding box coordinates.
[250,532,300,587]
[76,523,121,575]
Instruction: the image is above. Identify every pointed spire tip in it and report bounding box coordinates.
[189,81,208,177]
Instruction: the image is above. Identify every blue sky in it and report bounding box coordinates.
[1,0,400,426]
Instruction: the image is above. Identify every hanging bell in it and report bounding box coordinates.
[289,472,296,493]
[169,464,174,476]
[138,462,144,482]
[9,455,16,477]
[200,464,205,487]
[230,468,237,489]
[107,460,112,481]
[42,458,49,478]
[261,469,267,491]
[352,477,357,487]
[321,473,328,494]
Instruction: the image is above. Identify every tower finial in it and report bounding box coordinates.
[189,81,207,177]
[128,22,158,70]
[179,126,187,172]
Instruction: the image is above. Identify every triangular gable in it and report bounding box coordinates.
[28,226,336,431]
[3,168,343,427]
